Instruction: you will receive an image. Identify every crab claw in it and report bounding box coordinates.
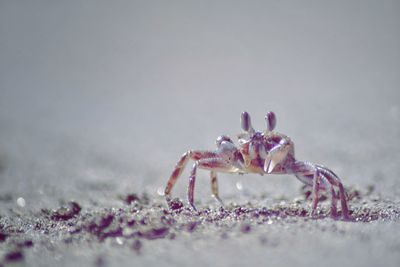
[263,144,290,173]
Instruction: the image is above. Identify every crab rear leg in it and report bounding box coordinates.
[311,169,321,216]
[330,186,338,217]
[292,161,350,219]
[321,169,349,219]
[311,169,339,217]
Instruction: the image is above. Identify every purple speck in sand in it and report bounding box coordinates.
[87,214,114,234]
[0,232,7,242]
[132,239,142,253]
[100,227,123,240]
[127,219,137,227]
[51,202,81,221]
[17,240,34,248]
[168,198,184,211]
[160,215,176,226]
[4,250,24,262]
[186,221,200,232]
[234,207,248,216]
[123,194,140,205]
[85,214,125,241]
[240,224,252,233]
[98,214,114,229]
[95,256,106,267]
[141,227,169,240]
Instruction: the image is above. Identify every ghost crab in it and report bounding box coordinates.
[165,111,350,219]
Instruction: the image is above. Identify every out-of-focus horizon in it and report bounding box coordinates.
[0,1,399,209]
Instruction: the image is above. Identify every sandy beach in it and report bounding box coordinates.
[1,1,399,266]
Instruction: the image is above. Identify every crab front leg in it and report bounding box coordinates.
[164,150,217,201]
[188,158,238,210]
[210,171,224,205]
[165,135,243,210]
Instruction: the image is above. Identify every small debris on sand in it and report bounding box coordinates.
[50,201,82,221]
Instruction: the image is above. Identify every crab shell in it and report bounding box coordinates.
[238,131,295,175]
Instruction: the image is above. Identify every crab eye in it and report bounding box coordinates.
[241,111,255,134]
[241,112,251,131]
[265,111,277,131]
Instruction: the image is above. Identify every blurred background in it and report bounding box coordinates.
[0,0,399,210]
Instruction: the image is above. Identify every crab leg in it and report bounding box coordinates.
[210,171,224,206]
[330,186,338,217]
[321,169,349,219]
[164,150,217,199]
[188,158,237,210]
[292,161,349,219]
[311,169,321,216]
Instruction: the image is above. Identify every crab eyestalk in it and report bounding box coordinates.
[265,111,276,131]
[241,111,255,134]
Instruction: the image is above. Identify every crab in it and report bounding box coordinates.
[164,111,350,219]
